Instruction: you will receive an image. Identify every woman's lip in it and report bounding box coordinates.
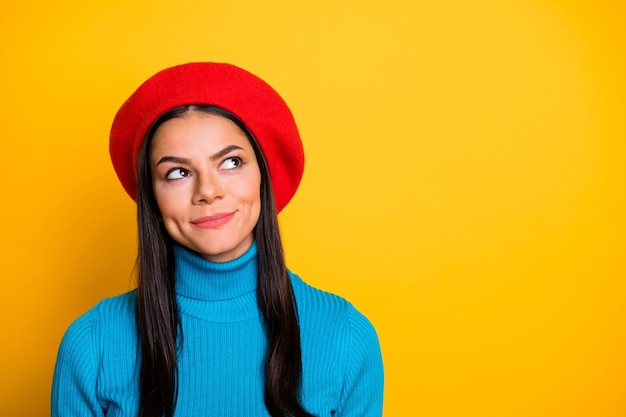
[191,212,235,229]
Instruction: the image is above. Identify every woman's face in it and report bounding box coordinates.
[150,111,261,262]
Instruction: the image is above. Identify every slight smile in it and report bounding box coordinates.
[191,212,236,229]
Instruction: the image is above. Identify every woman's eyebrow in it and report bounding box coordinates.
[209,145,244,161]
[156,156,189,166]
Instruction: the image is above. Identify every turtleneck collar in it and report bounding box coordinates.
[174,242,258,301]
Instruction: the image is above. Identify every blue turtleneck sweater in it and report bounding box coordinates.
[52,242,384,416]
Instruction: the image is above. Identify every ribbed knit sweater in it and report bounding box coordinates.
[52,242,384,416]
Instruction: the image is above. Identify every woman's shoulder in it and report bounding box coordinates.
[288,270,383,407]
[53,291,140,414]
[288,271,378,337]
[289,270,349,314]
[58,290,138,351]
[84,289,137,324]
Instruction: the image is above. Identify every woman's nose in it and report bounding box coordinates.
[192,172,225,204]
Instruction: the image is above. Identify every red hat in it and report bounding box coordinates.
[110,62,304,213]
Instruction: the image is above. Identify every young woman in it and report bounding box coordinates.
[52,62,383,417]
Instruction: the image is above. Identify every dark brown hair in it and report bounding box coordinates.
[135,105,314,417]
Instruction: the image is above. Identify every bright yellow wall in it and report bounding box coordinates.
[1,1,624,416]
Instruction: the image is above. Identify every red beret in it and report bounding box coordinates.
[109,62,304,213]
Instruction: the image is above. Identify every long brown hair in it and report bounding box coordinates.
[135,105,314,417]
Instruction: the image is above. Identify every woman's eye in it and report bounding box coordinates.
[220,157,242,170]
[166,168,190,180]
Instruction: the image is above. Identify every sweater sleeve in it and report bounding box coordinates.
[336,305,384,417]
[51,309,105,417]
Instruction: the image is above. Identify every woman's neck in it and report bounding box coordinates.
[173,241,258,301]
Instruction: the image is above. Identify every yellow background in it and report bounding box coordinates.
[1,0,624,416]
